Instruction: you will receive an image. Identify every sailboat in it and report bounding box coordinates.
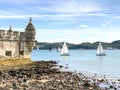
[57,47,61,52]
[60,41,70,56]
[96,42,106,56]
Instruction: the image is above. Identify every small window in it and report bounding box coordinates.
[6,51,12,56]
[20,50,24,55]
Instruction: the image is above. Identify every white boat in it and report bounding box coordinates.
[60,41,70,56]
[57,47,61,52]
[96,42,106,56]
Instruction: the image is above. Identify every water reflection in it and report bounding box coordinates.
[61,56,69,60]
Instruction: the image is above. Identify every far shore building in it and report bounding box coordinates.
[0,18,36,58]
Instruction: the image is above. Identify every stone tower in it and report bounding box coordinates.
[7,26,14,39]
[0,18,36,59]
[20,17,36,58]
[25,17,36,40]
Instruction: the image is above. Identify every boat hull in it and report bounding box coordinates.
[96,53,106,56]
[60,53,70,56]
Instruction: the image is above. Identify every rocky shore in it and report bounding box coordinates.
[0,61,119,90]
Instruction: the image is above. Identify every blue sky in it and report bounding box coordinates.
[0,0,120,44]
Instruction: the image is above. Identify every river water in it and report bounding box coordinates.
[31,50,120,78]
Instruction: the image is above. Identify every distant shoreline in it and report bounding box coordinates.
[34,40,120,50]
[33,48,119,50]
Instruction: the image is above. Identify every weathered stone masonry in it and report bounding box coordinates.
[0,17,36,58]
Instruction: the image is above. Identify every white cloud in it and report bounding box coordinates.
[0,15,26,19]
[112,16,120,19]
[38,0,102,14]
[0,13,108,21]
[0,0,118,21]
[0,0,38,3]
[36,28,120,44]
[0,0,120,44]
[0,0,105,19]
[79,25,88,28]
[101,22,110,26]
[1,27,24,32]
[1,26,119,44]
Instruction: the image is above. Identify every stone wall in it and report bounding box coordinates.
[0,58,32,70]
[0,18,36,59]
[0,40,19,57]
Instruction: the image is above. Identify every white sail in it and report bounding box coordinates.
[60,41,69,56]
[97,42,103,54]
[96,42,106,56]
[57,47,61,52]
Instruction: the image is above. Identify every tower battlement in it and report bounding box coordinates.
[0,18,36,58]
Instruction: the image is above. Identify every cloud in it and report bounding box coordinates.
[35,28,120,44]
[0,0,120,44]
[0,0,118,22]
[0,0,105,19]
[79,25,88,28]
[0,0,39,3]
[101,22,110,26]
[1,27,24,32]
[1,26,120,44]
[37,0,102,13]
[112,16,120,19]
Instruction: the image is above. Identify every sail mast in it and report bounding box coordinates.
[64,42,68,53]
[96,42,106,56]
[60,41,69,56]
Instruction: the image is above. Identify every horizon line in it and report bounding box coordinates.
[37,39,120,44]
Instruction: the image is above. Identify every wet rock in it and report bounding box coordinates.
[118,79,120,81]
[109,85,114,88]
[59,65,63,68]
[83,81,90,87]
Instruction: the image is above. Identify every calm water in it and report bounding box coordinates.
[31,50,120,78]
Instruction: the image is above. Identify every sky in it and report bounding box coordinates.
[0,0,120,44]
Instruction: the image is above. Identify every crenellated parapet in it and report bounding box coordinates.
[0,30,7,38]
[0,18,36,59]
[0,26,20,40]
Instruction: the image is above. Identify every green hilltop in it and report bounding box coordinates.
[34,40,120,50]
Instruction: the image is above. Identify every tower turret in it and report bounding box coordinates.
[9,26,12,32]
[7,26,14,39]
[22,17,36,58]
[25,17,36,40]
